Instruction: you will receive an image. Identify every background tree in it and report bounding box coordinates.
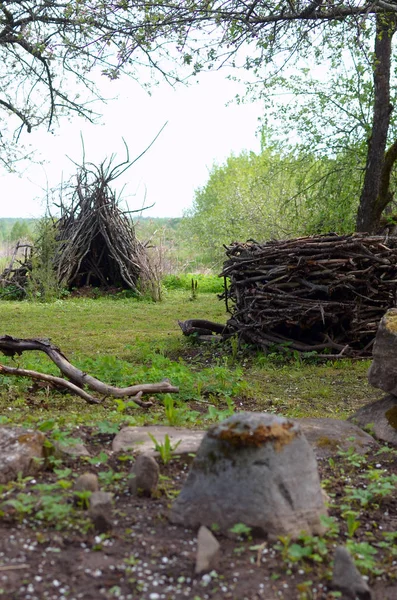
[182,141,361,263]
[2,2,397,232]
[9,220,30,242]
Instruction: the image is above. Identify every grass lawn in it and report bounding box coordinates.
[0,290,382,429]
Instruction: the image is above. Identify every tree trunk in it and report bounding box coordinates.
[356,14,397,233]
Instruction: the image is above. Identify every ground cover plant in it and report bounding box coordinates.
[0,288,395,600]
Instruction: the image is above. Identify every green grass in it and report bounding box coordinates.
[0,291,383,430]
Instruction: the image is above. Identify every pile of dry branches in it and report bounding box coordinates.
[0,153,160,300]
[220,233,397,357]
[53,157,158,298]
[0,241,33,297]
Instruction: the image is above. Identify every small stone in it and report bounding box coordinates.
[89,491,113,533]
[74,473,99,493]
[0,426,45,483]
[349,396,397,446]
[128,453,159,496]
[195,525,220,574]
[331,546,372,600]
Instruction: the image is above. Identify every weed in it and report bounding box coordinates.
[275,531,329,566]
[190,278,198,301]
[148,433,181,464]
[229,523,252,540]
[337,446,367,468]
[74,490,92,509]
[346,541,382,575]
[98,469,124,487]
[296,580,315,600]
[86,451,109,466]
[97,420,119,434]
[342,511,361,537]
[163,395,180,426]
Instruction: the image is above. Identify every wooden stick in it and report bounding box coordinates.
[0,335,178,405]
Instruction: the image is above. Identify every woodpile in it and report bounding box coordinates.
[219,234,397,358]
[0,241,32,297]
[53,158,157,297]
[0,155,160,300]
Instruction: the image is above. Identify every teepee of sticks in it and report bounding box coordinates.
[1,149,160,300]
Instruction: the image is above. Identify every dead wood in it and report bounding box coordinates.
[0,150,161,300]
[0,335,178,405]
[0,364,102,405]
[217,233,397,358]
[178,319,233,337]
[180,233,397,358]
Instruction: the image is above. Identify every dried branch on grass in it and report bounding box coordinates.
[0,335,178,406]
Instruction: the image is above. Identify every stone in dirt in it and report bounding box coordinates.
[89,491,114,533]
[170,412,327,538]
[0,426,45,484]
[331,546,372,600]
[74,473,99,493]
[297,418,379,458]
[52,439,91,461]
[368,308,397,396]
[348,395,397,446]
[128,453,159,496]
[195,525,220,574]
[112,425,205,456]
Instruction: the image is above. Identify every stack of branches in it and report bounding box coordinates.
[0,149,160,300]
[219,233,397,358]
[0,241,33,297]
[53,154,159,299]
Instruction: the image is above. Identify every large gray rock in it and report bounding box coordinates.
[298,418,378,458]
[0,426,45,483]
[112,419,378,461]
[348,395,397,445]
[52,439,91,461]
[112,426,204,456]
[170,412,327,538]
[368,308,397,395]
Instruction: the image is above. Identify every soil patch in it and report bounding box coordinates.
[0,428,396,600]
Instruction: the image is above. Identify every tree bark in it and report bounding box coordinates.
[356,14,397,233]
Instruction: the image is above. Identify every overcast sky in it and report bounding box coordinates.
[0,70,264,220]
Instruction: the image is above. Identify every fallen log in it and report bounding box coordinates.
[178,319,233,337]
[0,335,179,405]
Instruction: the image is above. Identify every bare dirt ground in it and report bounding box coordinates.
[1,425,397,600]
